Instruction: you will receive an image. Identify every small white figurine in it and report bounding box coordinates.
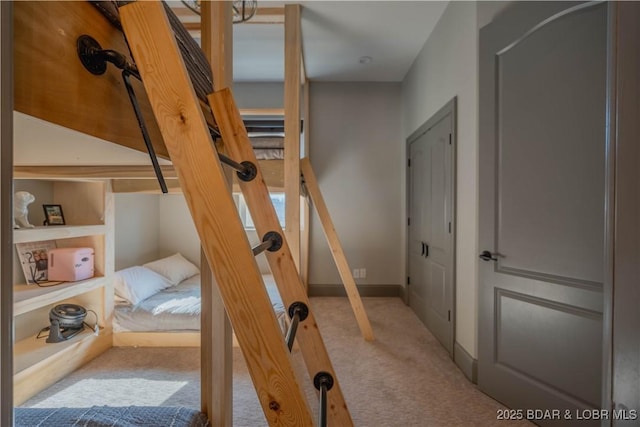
[14,191,36,229]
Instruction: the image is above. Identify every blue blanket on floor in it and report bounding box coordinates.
[15,406,209,427]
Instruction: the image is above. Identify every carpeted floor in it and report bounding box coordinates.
[20,297,533,426]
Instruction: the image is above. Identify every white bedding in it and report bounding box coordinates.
[113,274,286,333]
[252,136,284,160]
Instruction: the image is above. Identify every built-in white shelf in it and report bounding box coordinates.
[11,179,113,406]
[14,276,107,316]
[14,224,105,244]
[13,327,104,375]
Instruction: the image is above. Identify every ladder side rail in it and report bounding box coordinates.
[118,3,313,425]
[209,88,355,427]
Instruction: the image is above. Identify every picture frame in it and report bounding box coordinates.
[15,240,57,284]
[42,204,65,226]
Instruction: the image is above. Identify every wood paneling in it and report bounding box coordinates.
[14,1,168,158]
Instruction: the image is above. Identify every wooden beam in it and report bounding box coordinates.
[240,108,285,117]
[284,4,301,272]
[110,179,182,194]
[0,1,13,422]
[201,2,233,89]
[300,79,311,290]
[200,2,233,426]
[13,165,177,180]
[300,157,375,341]
[118,3,313,425]
[210,88,354,426]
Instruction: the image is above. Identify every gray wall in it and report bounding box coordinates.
[233,82,284,109]
[157,194,199,266]
[402,0,479,361]
[114,193,270,273]
[401,1,512,359]
[308,82,403,287]
[114,194,159,270]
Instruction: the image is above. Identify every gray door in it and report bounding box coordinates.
[611,2,640,425]
[408,100,455,355]
[478,2,608,425]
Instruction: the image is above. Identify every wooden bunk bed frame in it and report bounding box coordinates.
[13,1,309,422]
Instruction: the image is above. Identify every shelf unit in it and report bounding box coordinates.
[12,178,114,405]
[14,224,106,244]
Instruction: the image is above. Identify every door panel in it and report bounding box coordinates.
[408,101,455,355]
[428,262,446,317]
[496,289,602,406]
[478,2,608,424]
[409,143,427,304]
[496,2,606,286]
[428,139,447,251]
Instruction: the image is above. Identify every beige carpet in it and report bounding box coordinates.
[20,297,533,426]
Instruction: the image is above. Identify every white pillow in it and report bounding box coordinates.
[113,266,172,305]
[143,253,200,285]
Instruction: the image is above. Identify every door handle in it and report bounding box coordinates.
[479,250,499,262]
[421,242,425,256]
[424,243,429,257]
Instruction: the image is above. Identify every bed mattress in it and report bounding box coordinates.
[113,274,286,333]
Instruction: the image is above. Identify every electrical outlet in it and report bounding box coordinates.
[353,268,360,279]
[360,268,366,279]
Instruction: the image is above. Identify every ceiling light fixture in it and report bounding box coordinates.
[359,56,373,65]
[180,0,258,23]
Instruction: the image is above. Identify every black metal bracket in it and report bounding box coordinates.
[237,161,257,182]
[285,301,309,351]
[217,154,257,182]
[287,301,309,322]
[77,35,108,75]
[77,35,139,78]
[313,371,334,392]
[252,231,283,256]
[262,231,283,252]
[77,35,167,193]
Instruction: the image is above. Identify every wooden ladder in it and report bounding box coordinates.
[118,2,353,426]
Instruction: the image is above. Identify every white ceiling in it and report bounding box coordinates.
[186,1,449,82]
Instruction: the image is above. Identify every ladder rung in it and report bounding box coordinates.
[251,240,273,256]
[314,372,334,427]
[284,302,308,351]
[251,231,283,256]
